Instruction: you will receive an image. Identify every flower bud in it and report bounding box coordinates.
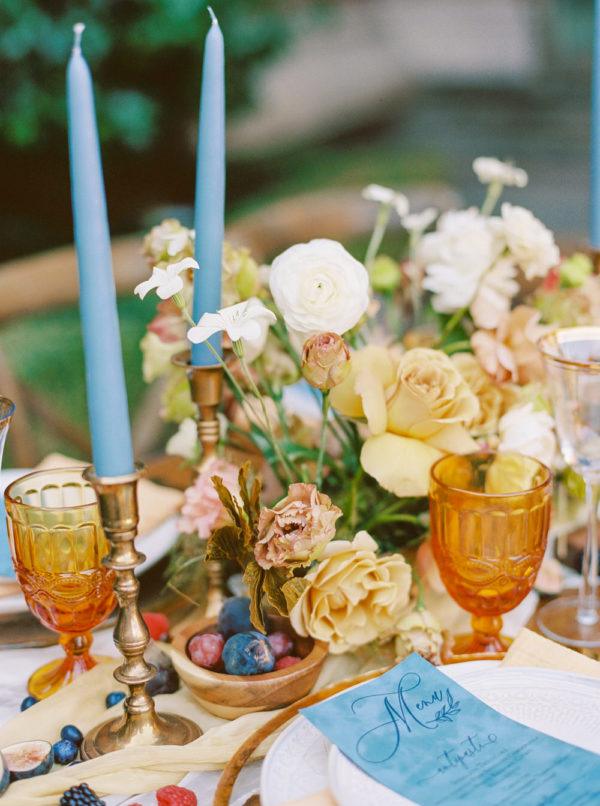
[301,333,351,391]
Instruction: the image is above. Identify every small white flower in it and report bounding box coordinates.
[470,258,519,329]
[501,203,560,281]
[144,219,194,261]
[401,207,438,233]
[473,157,528,188]
[187,298,276,353]
[362,184,409,216]
[134,257,199,300]
[498,402,556,468]
[166,418,198,461]
[269,239,369,340]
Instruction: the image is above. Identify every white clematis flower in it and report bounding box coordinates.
[473,157,528,188]
[498,402,556,468]
[362,184,409,216]
[470,258,519,330]
[187,297,276,359]
[401,207,438,233]
[501,203,560,281]
[134,257,199,300]
[269,239,369,341]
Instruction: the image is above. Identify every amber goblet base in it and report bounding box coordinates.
[441,616,511,664]
[27,632,112,700]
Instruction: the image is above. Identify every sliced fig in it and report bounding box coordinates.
[1,740,53,780]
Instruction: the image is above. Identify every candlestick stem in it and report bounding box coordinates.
[81,464,200,759]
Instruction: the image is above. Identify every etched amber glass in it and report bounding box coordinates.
[429,452,552,661]
[5,467,115,698]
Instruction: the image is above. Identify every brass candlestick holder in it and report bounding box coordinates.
[173,351,226,617]
[81,464,200,759]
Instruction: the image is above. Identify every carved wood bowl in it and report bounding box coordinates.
[170,615,328,719]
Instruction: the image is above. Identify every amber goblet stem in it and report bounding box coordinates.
[173,351,226,619]
[81,464,200,759]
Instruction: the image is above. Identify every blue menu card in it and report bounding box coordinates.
[302,653,600,805]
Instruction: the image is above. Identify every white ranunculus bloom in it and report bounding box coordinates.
[501,203,560,281]
[401,207,438,233]
[470,258,519,329]
[187,297,276,361]
[362,184,409,216]
[473,157,528,188]
[498,402,556,468]
[134,257,199,300]
[419,209,505,313]
[269,239,369,339]
[166,417,198,461]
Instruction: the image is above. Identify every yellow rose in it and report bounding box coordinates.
[290,531,412,654]
[331,347,479,497]
[451,352,504,438]
[395,607,444,665]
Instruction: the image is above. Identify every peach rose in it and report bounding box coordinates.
[290,531,412,653]
[254,483,341,570]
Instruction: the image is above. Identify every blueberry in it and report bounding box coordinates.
[105,691,126,708]
[222,632,275,676]
[52,739,78,765]
[20,696,38,712]
[60,725,83,747]
[217,596,253,637]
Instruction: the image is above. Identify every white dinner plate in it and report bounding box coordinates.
[0,468,180,615]
[260,664,600,806]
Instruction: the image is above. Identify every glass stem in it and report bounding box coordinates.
[579,479,600,626]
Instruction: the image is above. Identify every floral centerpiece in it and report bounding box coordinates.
[135,157,587,664]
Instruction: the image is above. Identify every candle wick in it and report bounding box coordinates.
[207,6,218,25]
[72,22,85,52]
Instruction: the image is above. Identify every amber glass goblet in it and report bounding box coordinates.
[5,467,116,698]
[429,452,552,662]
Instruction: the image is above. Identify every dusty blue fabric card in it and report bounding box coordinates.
[302,653,600,805]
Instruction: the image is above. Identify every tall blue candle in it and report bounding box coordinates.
[591,0,600,248]
[67,23,135,477]
[192,7,225,366]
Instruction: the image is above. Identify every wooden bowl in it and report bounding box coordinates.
[170,615,328,719]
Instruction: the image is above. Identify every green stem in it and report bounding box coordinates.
[441,339,472,355]
[348,466,363,531]
[365,203,392,270]
[438,305,469,343]
[481,180,503,217]
[412,568,427,611]
[316,392,331,488]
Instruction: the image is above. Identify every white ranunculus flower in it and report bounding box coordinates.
[473,157,528,188]
[269,239,369,340]
[419,209,505,313]
[187,297,276,361]
[166,417,198,461]
[362,184,409,216]
[501,203,559,281]
[401,207,438,233]
[470,258,519,329]
[498,402,556,468]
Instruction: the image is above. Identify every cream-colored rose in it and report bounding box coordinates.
[254,483,341,570]
[452,352,504,438]
[290,531,412,653]
[395,608,444,665]
[331,347,479,497]
[269,239,369,340]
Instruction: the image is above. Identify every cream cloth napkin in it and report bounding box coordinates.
[0,649,360,805]
[501,627,600,678]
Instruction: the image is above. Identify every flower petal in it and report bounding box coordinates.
[354,368,388,435]
[187,313,225,344]
[423,423,479,453]
[330,346,396,419]
[167,257,199,275]
[361,433,443,498]
[134,277,159,300]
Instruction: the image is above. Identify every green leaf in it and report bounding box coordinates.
[281,577,309,613]
[243,560,266,633]
[263,568,291,616]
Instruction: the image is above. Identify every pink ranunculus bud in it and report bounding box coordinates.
[301,332,351,392]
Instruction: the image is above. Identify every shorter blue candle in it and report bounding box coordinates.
[67,24,135,477]
[192,8,226,366]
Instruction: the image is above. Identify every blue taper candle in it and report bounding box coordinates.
[191,7,226,365]
[67,23,135,476]
[591,0,600,248]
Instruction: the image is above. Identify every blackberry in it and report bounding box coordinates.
[60,783,106,805]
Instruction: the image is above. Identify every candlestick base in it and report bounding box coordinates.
[81,464,201,759]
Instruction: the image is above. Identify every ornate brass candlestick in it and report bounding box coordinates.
[173,351,226,618]
[81,464,200,759]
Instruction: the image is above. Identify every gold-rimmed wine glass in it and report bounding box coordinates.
[5,467,115,698]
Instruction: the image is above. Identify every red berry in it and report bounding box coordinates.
[156,784,197,806]
[143,612,170,641]
[267,631,294,660]
[188,632,224,670]
[275,655,301,670]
